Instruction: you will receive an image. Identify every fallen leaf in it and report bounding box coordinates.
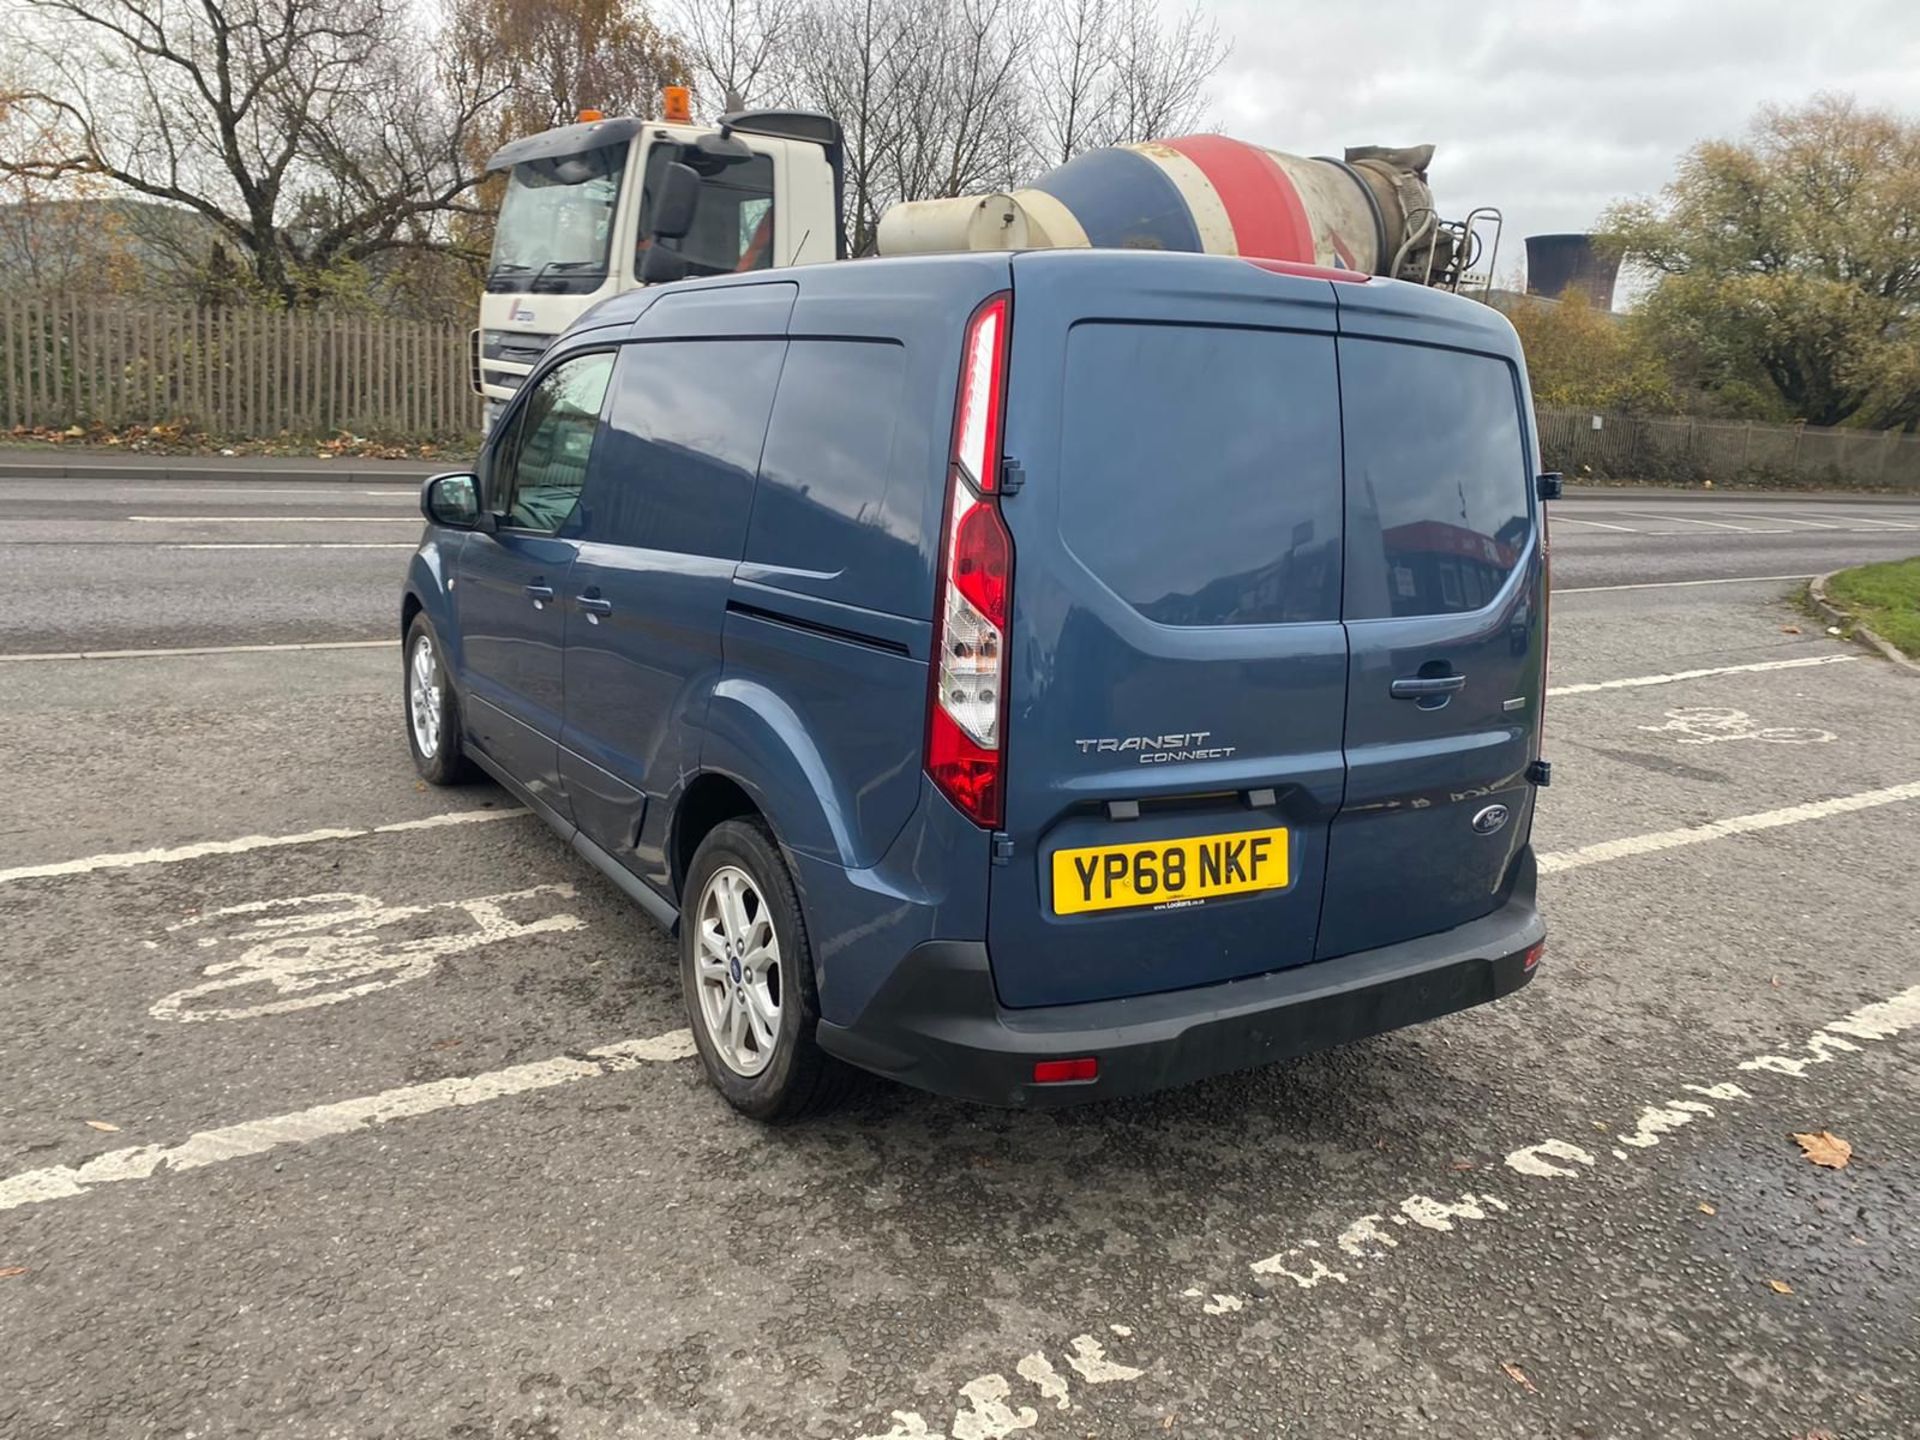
[1781,625,1802,634]
[1767,1278,1794,1295]
[1451,1159,1475,1171]
[1697,1203,1717,1215]
[1500,1362,1538,1394]
[84,1120,120,1133]
[0,1266,27,1279]
[1770,975,1781,987]
[1792,1131,1852,1169]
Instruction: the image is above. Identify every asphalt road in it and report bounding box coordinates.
[3,477,1919,653]
[1,471,1916,1440]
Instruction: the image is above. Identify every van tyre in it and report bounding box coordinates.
[682,819,855,1122]
[404,614,473,786]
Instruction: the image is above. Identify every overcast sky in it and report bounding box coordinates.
[1183,0,1920,298]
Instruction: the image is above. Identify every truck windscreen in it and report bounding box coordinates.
[487,142,630,295]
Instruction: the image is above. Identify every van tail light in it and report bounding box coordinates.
[927,292,1013,828]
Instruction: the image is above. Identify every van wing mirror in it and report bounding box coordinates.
[648,161,701,241]
[421,472,491,531]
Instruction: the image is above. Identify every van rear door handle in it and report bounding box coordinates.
[578,596,614,618]
[1390,674,1466,700]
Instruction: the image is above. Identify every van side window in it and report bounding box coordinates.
[1057,322,1343,627]
[1340,340,1531,620]
[746,339,914,610]
[494,351,615,533]
[587,339,786,556]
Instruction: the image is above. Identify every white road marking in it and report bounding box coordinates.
[0,638,392,663]
[168,542,416,550]
[0,807,524,887]
[0,1031,696,1213]
[1792,511,1919,531]
[1604,510,1773,533]
[1545,653,1855,696]
[1556,574,1813,594]
[1549,516,1640,532]
[71,487,417,499]
[128,514,419,523]
[151,886,584,1022]
[1712,510,1843,530]
[1536,779,1920,874]
[841,978,1920,1440]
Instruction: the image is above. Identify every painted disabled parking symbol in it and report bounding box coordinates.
[1637,706,1836,746]
[151,886,584,1022]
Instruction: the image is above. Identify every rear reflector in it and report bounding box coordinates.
[1523,941,1545,970]
[1033,1058,1099,1084]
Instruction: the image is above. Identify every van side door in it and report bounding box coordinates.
[557,286,792,896]
[455,348,615,814]
[1318,307,1545,960]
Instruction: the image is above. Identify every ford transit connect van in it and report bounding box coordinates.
[402,250,1551,1120]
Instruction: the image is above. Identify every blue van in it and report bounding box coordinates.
[402,250,1551,1119]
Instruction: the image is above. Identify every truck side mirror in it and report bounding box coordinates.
[649,161,701,241]
[639,245,690,284]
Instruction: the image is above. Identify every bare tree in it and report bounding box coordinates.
[669,0,802,113]
[1102,0,1226,145]
[0,0,507,303]
[1024,0,1225,167]
[472,0,690,135]
[1028,0,1112,166]
[882,0,1031,204]
[786,0,918,254]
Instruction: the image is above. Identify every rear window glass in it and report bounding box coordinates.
[1340,339,1531,620]
[1057,322,1342,626]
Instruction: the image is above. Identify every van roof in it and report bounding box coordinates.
[571,247,1520,356]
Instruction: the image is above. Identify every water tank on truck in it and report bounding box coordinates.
[876,137,1500,291]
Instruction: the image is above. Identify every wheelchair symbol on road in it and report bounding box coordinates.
[151,886,585,1022]
[1637,706,1836,746]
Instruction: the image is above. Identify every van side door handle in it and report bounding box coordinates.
[578,595,614,620]
[1390,674,1466,700]
[524,582,555,606]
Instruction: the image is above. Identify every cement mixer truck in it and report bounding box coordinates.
[472,89,1501,427]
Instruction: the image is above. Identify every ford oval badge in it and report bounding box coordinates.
[1472,804,1510,836]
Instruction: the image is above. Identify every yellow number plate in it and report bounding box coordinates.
[1050,827,1290,916]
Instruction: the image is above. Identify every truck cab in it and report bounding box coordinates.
[474,104,843,430]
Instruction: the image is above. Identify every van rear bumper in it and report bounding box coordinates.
[816,851,1544,1108]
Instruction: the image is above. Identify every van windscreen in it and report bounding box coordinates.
[1340,340,1531,620]
[1056,322,1342,627]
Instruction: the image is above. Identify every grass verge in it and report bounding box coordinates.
[1824,557,1920,659]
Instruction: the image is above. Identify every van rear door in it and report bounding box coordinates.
[988,252,1348,1009]
[1316,290,1545,959]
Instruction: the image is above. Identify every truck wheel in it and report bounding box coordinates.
[404,614,472,786]
[681,819,854,1122]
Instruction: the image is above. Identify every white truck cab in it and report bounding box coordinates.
[474,102,843,429]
